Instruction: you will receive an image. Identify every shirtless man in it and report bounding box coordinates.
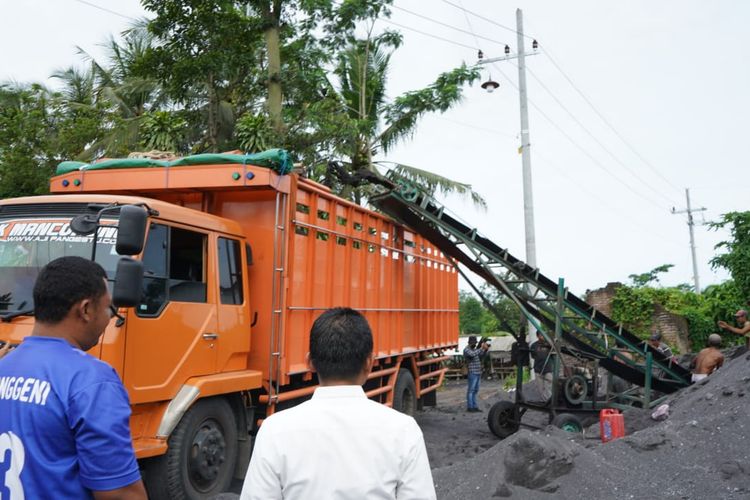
[690,334,724,383]
[718,309,750,348]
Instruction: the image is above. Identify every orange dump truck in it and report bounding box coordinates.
[0,151,458,498]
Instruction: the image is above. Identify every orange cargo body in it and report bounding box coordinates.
[48,162,458,386]
[0,158,459,497]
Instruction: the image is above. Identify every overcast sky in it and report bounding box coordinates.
[2,0,746,296]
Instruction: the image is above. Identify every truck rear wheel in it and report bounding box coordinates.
[145,398,238,500]
[393,369,417,416]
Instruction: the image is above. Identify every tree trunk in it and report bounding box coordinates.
[263,1,284,133]
[206,74,219,151]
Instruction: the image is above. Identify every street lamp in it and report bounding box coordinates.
[481,78,500,93]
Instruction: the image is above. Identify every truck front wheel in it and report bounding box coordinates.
[145,397,238,500]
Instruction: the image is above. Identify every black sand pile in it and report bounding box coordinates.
[434,353,750,499]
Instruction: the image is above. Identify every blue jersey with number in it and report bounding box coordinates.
[0,336,141,499]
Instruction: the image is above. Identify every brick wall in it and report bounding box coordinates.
[585,283,691,354]
[584,282,621,318]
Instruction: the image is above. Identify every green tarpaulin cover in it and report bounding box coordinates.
[55,149,293,176]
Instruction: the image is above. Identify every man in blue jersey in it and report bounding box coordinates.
[0,256,146,499]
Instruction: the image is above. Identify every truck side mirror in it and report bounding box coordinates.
[116,205,148,255]
[112,257,144,307]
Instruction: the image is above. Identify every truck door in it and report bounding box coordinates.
[215,236,251,371]
[124,223,218,404]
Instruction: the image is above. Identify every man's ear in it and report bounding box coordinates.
[76,299,92,322]
[306,352,316,372]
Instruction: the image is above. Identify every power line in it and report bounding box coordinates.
[377,17,477,50]
[386,5,675,208]
[432,115,518,141]
[533,150,684,248]
[438,0,535,40]
[457,0,483,50]
[536,42,683,195]
[524,64,678,206]
[490,62,668,211]
[71,0,137,21]
[391,4,509,48]
[383,10,671,210]
[398,4,682,206]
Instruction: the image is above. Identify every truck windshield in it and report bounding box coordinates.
[0,217,120,314]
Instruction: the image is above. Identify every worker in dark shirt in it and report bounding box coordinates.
[531,332,556,403]
[463,336,489,412]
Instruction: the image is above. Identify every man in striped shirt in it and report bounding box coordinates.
[464,336,489,412]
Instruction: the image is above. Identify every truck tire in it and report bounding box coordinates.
[144,398,238,500]
[487,401,519,438]
[552,412,583,433]
[393,369,417,416]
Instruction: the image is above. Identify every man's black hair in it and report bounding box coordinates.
[33,256,107,323]
[309,307,373,380]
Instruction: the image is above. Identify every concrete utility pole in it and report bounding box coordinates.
[477,9,539,270]
[516,8,536,269]
[671,188,706,294]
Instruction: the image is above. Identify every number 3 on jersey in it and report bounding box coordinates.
[0,432,25,500]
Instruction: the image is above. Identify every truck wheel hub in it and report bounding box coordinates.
[189,423,226,488]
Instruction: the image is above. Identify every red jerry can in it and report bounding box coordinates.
[599,409,625,443]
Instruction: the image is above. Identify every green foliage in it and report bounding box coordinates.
[1,0,481,208]
[458,288,520,336]
[380,63,480,153]
[140,111,187,152]
[628,264,674,288]
[503,367,530,390]
[459,291,485,334]
[710,211,750,299]
[0,83,103,198]
[235,113,271,153]
[611,275,743,350]
[611,286,654,337]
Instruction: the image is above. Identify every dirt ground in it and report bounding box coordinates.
[415,377,531,469]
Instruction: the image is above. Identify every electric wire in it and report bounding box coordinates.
[490,62,669,211]
[524,64,678,206]
[387,5,675,209]
[406,3,682,203]
[532,149,684,248]
[381,10,673,211]
[416,5,682,239]
[535,41,683,195]
[71,0,138,21]
[390,4,509,49]
[376,17,477,50]
[437,0,535,40]
[457,0,484,50]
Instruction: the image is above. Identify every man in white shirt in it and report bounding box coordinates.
[240,307,436,500]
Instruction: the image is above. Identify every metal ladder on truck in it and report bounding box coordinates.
[368,170,692,437]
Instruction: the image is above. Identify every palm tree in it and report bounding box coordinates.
[60,19,170,158]
[326,33,485,207]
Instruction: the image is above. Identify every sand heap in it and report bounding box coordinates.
[434,350,750,499]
